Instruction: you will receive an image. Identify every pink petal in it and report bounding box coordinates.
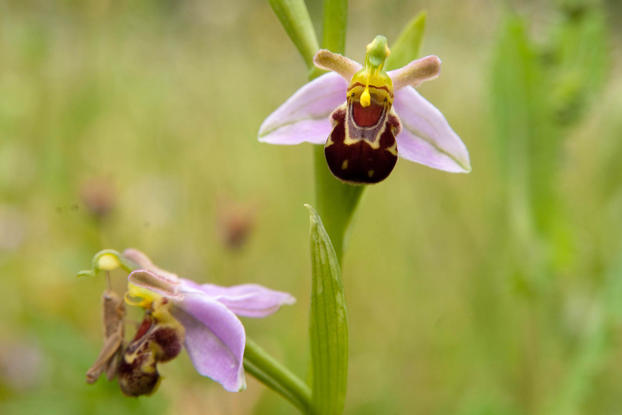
[258,72,347,145]
[198,283,296,318]
[393,86,471,173]
[128,270,183,301]
[172,294,247,392]
[313,50,362,80]
[387,55,441,90]
[122,249,181,286]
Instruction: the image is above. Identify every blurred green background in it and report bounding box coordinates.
[1,0,622,414]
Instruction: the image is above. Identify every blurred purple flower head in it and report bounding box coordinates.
[259,36,470,183]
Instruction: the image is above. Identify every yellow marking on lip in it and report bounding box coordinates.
[360,87,371,107]
[343,135,380,148]
[386,142,398,156]
[347,84,394,107]
[341,160,349,170]
[368,170,375,178]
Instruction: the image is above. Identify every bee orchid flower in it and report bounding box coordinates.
[259,35,471,184]
[122,249,296,393]
[85,249,295,395]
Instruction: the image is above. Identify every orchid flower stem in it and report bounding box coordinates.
[244,338,312,414]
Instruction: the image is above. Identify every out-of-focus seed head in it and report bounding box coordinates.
[80,177,116,220]
[217,200,256,251]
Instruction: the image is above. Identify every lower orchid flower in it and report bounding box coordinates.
[83,249,295,395]
[259,35,471,184]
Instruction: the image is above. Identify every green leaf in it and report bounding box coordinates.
[321,0,348,54]
[306,204,348,415]
[549,6,609,126]
[269,0,320,68]
[385,11,426,71]
[490,16,559,236]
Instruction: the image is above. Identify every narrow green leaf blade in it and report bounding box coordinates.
[306,204,348,415]
[490,16,559,234]
[269,0,320,68]
[385,11,426,71]
[550,6,609,126]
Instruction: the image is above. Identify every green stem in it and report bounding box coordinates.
[321,0,348,55]
[244,338,312,413]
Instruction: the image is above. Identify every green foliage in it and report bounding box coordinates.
[490,4,608,239]
[549,6,608,126]
[491,16,559,235]
[268,0,319,68]
[306,205,348,415]
[488,4,616,413]
[385,11,426,70]
[546,250,622,415]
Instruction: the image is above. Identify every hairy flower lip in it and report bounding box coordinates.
[258,49,471,174]
[123,250,295,393]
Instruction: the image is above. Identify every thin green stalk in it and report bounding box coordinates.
[244,338,312,413]
[321,0,347,54]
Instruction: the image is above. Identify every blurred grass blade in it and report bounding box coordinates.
[321,0,347,54]
[490,16,537,240]
[491,16,559,239]
[269,0,319,68]
[385,11,426,71]
[549,6,608,126]
[305,204,348,415]
[545,248,622,415]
